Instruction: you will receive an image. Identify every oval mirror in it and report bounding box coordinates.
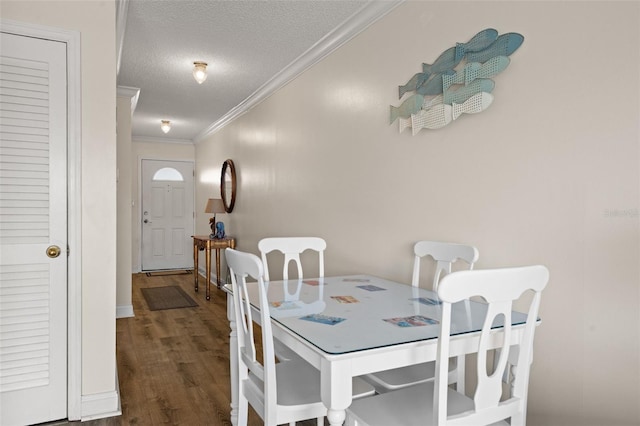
[220,159,236,213]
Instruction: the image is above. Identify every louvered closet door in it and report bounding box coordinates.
[0,32,68,425]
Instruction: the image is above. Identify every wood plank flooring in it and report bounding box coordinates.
[60,272,319,426]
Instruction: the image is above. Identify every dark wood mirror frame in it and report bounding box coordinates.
[220,159,236,213]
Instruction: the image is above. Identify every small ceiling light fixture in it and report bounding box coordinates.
[193,61,208,84]
[160,120,171,133]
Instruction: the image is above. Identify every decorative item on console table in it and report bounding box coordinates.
[214,221,226,239]
[204,198,226,238]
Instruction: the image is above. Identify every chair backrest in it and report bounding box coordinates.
[433,265,549,425]
[411,241,479,290]
[225,248,278,424]
[258,237,326,281]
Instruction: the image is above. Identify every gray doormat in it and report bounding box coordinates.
[141,286,198,311]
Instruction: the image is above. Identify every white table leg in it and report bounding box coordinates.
[321,358,352,426]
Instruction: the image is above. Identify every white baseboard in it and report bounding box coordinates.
[116,304,134,318]
[80,344,122,421]
[197,265,228,285]
[81,388,121,421]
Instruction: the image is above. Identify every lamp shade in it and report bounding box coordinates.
[204,198,226,214]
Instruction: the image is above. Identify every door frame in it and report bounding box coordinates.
[1,19,83,420]
[137,156,196,272]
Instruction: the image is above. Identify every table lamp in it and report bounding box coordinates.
[204,198,226,238]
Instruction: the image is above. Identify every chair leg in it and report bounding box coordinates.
[456,354,465,393]
[237,394,248,426]
[316,416,324,426]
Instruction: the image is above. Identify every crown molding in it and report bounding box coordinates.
[117,85,140,114]
[116,0,129,76]
[194,0,404,143]
[133,136,194,145]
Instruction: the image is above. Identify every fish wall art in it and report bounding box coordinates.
[390,28,524,135]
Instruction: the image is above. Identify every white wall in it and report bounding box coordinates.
[130,140,195,272]
[116,90,136,318]
[1,0,118,415]
[196,2,640,424]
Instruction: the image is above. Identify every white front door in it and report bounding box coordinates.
[141,159,194,271]
[0,32,68,425]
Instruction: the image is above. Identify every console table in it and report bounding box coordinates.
[192,235,236,300]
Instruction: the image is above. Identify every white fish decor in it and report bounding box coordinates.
[402,92,494,135]
[391,28,523,136]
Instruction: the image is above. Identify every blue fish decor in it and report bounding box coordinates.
[391,28,523,135]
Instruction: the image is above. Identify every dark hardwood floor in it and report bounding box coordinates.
[56,272,319,426]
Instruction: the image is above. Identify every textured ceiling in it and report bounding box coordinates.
[117,0,376,143]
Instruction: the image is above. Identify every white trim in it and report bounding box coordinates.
[193,0,404,142]
[80,390,121,421]
[116,0,129,76]
[81,363,121,421]
[117,85,140,115]
[116,304,134,318]
[133,135,194,145]
[0,18,83,421]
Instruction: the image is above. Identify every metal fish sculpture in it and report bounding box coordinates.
[410,104,453,135]
[409,92,494,135]
[423,94,444,110]
[389,94,424,124]
[452,92,494,120]
[398,116,412,133]
[415,70,455,96]
[443,78,495,105]
[454,28,499,62]
[400,47,460,98]
[466,32,524,64]
[420,46,463,84]
[442,56,510,91]
[398,72,430,99]
[399,69,456,99]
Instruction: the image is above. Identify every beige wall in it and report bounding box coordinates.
[1,0,118,411]
[131,139,195,272]
[196,1,640,424]
[116,91,135,317]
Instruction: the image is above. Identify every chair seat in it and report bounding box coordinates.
[249,358,374,408]
[346,382,509,426]
[274,360,326,406]
[274,337,300,362]
[275,339,375,399]
[365,361,436,391]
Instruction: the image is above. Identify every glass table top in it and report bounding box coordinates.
[238,274,528,355]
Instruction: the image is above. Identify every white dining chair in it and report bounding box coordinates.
[258,237,375,400]
[345,265,549,426]
[226,248,327,426]
[258,237,326,364]
[258,236,326,282]
[364,241,479,394]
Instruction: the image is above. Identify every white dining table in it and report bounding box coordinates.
[223,274,529,426]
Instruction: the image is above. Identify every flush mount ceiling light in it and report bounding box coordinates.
[193,61,208,84]
[160,120,171,133]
